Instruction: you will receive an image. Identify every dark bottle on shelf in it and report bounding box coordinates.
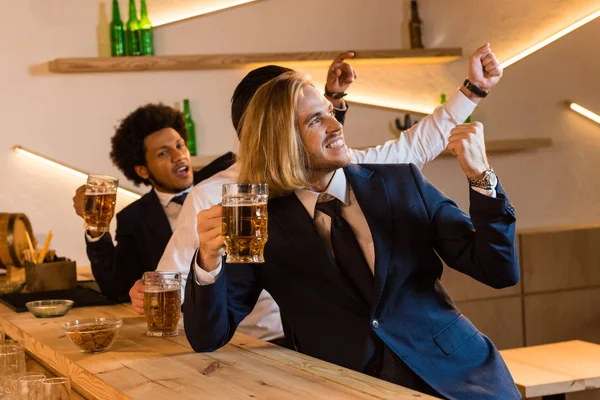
[126,0,141,56]
[409,0,424,49]
[140,0,154,56]
[109,0,125,56]
[183,99,197,156]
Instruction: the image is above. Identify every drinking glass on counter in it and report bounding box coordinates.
[221,183,268,263]
[16,372,46,399]
[83,175,118,233]
[0,343,26,387]
[42,377,71,400]
[143,271,181,337]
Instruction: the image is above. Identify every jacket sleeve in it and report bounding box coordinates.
[86,211,144,302]
[409,164,519,289]
[183,255,264,352]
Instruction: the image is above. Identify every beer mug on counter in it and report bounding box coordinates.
[83,175,118,232]
[222,183,268,263]
[143,271,181,337]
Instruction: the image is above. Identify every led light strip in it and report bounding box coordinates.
[12,145,142,200]
[501,9,600,68]
[569,103,600,124]
[153,0,260,27]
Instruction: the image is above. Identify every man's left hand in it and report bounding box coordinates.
[447,121,490,179]
[467,43,503,92]
[325,51,356,107]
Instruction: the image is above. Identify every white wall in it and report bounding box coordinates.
[1,0,599,267]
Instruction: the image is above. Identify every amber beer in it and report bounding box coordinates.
[222,183,268,263]
[83,175,118,232]
[143,271,181,337]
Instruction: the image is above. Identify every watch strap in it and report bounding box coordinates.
[468,169,496,190]
[463,79,489,98]
[324,85,348,100]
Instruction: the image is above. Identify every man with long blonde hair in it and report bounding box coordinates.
[183,68,521,397]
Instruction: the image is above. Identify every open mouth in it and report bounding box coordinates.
[174,165,190,178]
[325,137,345,149]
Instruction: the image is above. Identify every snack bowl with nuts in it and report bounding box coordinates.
[62,318,122,353]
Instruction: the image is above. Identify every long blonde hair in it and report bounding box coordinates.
[237,71,313,197]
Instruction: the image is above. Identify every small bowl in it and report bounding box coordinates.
[62,317,122,353]
[0,281,26,295]
[25,299,74,318]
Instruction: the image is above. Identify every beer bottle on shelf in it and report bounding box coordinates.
[409,0,424,49]
[110,0,125,56]
[183,99,197,156]
[126,0,141,56]
[140,0,154,56]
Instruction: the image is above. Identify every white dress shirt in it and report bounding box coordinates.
[158,89,478,341]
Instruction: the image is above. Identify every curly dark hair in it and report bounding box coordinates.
[110,103,188,186]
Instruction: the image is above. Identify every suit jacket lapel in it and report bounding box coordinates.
[269,194,367,306]
[140,190,172,253]
[344,165,393,305]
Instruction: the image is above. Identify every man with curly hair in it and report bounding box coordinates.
[72,103,235,302]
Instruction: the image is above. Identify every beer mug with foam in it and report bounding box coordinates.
[83,175,118,232]
[143,271,181,337]
[222,183,268,263]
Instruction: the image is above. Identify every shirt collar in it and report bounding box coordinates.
[154,185,193,208]
[294,169,349,219]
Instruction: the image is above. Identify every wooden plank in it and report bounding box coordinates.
[439,138,552,157]
[48,48,462,73]
[523,287,600,346]
[0,303,433,400]
[501,341,600,398]
[519,226,600,293]
[455,296,524,350]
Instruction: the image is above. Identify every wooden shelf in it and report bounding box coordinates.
[47,48,462,73]
[440,138,552,157]
[192,138,551,170]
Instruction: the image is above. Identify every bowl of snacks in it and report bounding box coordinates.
[0,281,26,295]
[62,318,122,353]
[25,300,74,318]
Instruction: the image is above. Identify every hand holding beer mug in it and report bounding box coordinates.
[82,175,118,233]
[143,271,181,337]
[222,183,268,263]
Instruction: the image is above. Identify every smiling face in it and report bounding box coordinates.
[296,85,351,176]
[134,127,193,193]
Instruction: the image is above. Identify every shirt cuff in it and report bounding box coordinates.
[333,100,347,112]
[85,231,105,242]
[444,89,477,124]
[193,252,223,285]
[471,184,497,198]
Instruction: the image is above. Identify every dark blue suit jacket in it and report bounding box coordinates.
[87,152,236,302]
[183,163,521,399]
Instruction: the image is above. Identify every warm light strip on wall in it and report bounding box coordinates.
[569,103,600,124]
[153,0,260,26]
[501,9,600,68]
[12,145,141,199]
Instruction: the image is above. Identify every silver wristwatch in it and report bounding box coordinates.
[468,169,497,190]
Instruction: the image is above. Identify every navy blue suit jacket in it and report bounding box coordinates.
[87,152,235,302]
[183,164,520,399]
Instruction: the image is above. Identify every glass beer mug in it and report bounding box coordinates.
[142,271,181,337]
[222,183,268,263]
[83,175,118,232]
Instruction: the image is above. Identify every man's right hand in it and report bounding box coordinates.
[129,279,145,314]
[72,185,86,218]
[197,205,225,272]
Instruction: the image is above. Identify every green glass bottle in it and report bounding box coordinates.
[139,0,154,56]
[440,93,447,104]
[126,0,141,56]
[110,0,125,56]
[183,99,197,156]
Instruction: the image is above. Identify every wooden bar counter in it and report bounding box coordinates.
[0,302,433,399]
